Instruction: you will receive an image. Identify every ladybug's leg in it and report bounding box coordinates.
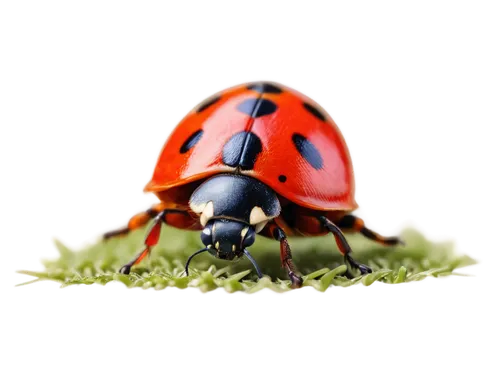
[103,202,183,239]
[269,221,303,288]
[338,215,404,246]
[118,209,192,274]
[318,216,372,277]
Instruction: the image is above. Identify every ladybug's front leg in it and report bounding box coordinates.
[318,216,372,278]
[118,211,166,274]
[269,221,303,288]
[118,209,193,274]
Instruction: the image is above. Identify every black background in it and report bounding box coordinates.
[7,47,488,295]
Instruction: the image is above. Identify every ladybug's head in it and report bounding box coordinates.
[184,217,263,279]
[200,219,255,260]
[186,174,277,277]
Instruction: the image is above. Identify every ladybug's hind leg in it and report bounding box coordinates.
[338,215,404,246]
[268,221,303,288]
[318,216,372,278]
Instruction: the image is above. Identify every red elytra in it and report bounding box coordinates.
[145,82,356,211]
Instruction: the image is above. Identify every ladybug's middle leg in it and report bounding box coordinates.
[318,216,372,277]
[269,221,303,288]
[103,202,178,239]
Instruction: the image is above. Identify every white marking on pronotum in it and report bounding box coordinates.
[202,227,211,236]
[232,245,236,252]
[200,201,214,226]
[249,206,269,225]
[189,201,207,214]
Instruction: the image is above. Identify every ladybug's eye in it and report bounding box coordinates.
[200,225,212,246]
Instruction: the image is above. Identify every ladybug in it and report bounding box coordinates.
[104,81,402,288]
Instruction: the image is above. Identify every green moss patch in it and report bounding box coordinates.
[18,227,475,292]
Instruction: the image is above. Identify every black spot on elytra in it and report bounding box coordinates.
[278,175,287,183]
[180,129,203,153]
[292,133,323,170]
[247,82,283,94]
[222,131,263,170]
[303,102,327,122]
[237,98,277,118]
[196,95,221,113]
